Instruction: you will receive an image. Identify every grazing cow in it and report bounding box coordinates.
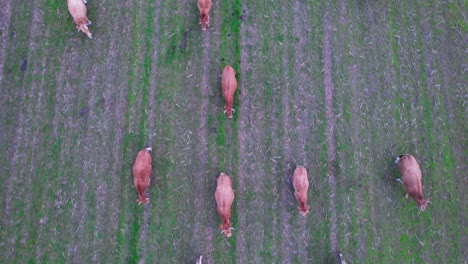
[215,173,235,237]
[395,154,429,211]
[197,0,212,30]
[293,166,310,216]
[67,0,92,38]
[222,65,238,118]
[133,147,152,204]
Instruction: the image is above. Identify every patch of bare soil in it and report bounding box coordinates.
[322,3,338,255]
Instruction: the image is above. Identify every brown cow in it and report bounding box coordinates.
[222,65,238,118]
[67,0,92,38]
[293,166,310,216]
[395,154,429,211]
[197,0,212,31]
[215,173,235,237]
[133,147,152,204]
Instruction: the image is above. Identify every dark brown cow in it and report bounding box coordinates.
[293,166,310,216]
[197,0,212,30]
[222,65,238,119]
[133,147,152,204]
[215,173,235,237]
[67,0,92,38]
[395,154,429,211]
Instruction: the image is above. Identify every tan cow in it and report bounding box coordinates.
[222,65,238,118]
[215,173,235,237]
[67,0,92,38]
[395,154,429,211]
[293,166,310,216]
[197,0,212,31]
[133,147,152,204]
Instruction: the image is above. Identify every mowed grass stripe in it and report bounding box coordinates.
[360,2,420,262]
[116,0,145,258]
[2,3,58,262]
[0,0,13,76]
[330,1,369,262]
[145,0,199,261]
[210,0,242,260]
[295,1,330,261]
[0,0,39,229]
[259,8,288,259]
[415,1,465,261]
[277,1,300,262]
[235,1,273,261]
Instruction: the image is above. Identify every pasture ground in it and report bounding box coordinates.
[0,0,466,263]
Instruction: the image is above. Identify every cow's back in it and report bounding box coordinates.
[67,0,87,20]
[133,150,152,183]
[215,173,234,215]
[397,155,423,195]
[222,66,237,97]
[293,166,309,197]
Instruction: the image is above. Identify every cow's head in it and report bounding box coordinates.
[223,107,235,119]
[200,13,210,31]
[219,221,233,237]
[418,199,430,211]
[298,205,310,216]
[77,23,92,39]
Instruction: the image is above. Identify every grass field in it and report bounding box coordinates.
[0,0,466,263]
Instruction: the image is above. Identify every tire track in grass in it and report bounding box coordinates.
[0,0,12,78]
[278,1,306,262]
[279,12,293,264]
[237,3,268,261]
[237,2,251,260]
[416,2,466,261]
[124,0,157,262]
[322,3,338,255]
[261,11,287,259]
[92,1,137,262]
[1,0,36,231]
[140,0,160,262]
[145,0,183,261]
[117,21,145,264]
[1,5,45,261]
[18,21,47,264]
[57,48,90,264]
[337,1,367,261]
[288,1,324,262]
[432,2,468,259]
[189,18,212,261]
[50,40,86,263]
